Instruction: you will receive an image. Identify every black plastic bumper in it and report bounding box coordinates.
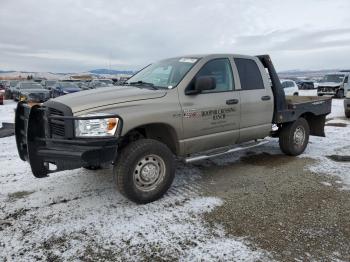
[15,102,120,177]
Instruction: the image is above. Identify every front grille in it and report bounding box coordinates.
[48,107,65,138]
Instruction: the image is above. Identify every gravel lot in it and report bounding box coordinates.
[0,92,349,261]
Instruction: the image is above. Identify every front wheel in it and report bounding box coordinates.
[113,139,175,204]
[279,118,310,156]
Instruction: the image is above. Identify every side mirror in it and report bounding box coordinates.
[186,76,216,95]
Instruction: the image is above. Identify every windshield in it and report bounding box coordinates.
[60,82,78,89]
[20,83,43,89]
[126,57,199,89]
[321,74,345,83]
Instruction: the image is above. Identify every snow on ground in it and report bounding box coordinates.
[0,100,16,128]
[0,100,270,261]
[0,93,349,260]
[298,91,350,188]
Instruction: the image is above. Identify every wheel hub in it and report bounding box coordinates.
[294,126,305,146]
[134,154,166,192]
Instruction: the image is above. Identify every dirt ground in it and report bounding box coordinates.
[199,152,350,261]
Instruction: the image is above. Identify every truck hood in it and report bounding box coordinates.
[318,82,342,87]
[52,86,167,113]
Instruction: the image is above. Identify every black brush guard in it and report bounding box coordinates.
[15,102,121,178]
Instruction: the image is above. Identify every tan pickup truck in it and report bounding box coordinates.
[15,54,332,203]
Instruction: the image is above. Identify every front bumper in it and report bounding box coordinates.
[15,102,122,177]
[317,87,339,96]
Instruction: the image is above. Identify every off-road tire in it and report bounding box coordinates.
[113,139,175,204]
[279,117,310,156]
[336,89,344,98]
[345,110,350,118]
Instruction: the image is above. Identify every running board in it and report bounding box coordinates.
[184,140,269,163]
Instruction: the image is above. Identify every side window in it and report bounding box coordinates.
[234,58,265,90]
[344,76,348,84]
[192,58,234,93]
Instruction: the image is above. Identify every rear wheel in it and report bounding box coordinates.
[113,139,175,204]
[279,118,310,156]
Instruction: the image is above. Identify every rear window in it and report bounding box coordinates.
[234,58,264,90]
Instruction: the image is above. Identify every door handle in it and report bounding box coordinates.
[226,99,239,105]
[261,95,271,101]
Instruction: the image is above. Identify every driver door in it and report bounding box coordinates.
[178,58,240,154]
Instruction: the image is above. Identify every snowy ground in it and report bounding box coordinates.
[0,93,349,261]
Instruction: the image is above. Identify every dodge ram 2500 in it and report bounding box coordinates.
[15,54,332,203]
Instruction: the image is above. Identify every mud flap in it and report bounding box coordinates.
[307,114,326,137]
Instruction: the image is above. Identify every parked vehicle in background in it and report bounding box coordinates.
[13,82,50,102]
[41,80,57,90]
[117,76,131,85]
[51,82,82,98]
[0,83,5,105]
[5,80,20,99]
[281,79,299,96]
[88,79,114,89]
[297,80,315,90]
[345,91,350,118]
[16,54,332,204]
[317,73,349,98]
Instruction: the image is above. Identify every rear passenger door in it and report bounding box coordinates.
[233,57,274,143]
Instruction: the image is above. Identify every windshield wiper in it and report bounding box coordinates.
[128,81,158,90]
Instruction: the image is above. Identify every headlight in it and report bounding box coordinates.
[20,95,27,101]
[75,113,119,137]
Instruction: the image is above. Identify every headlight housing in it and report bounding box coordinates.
[75,113,119,137]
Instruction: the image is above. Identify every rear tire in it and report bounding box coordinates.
[279,118,310,156]
[113,139,175,204]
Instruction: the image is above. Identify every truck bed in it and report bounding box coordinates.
[281,95,332,122]
[275,95,332,137]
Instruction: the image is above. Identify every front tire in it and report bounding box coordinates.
[113,139,175,204]
[279,117,310,156]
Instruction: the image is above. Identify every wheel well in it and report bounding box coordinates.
[300,112,326,137]
[119,123,179,154]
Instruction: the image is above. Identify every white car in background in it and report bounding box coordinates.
[281,79,299,96]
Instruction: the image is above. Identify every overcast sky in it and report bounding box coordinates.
[1,0,350,72]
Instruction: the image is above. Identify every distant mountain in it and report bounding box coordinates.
[0,70,16,73]
[278,69,343,79]
[89,69,134,75]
